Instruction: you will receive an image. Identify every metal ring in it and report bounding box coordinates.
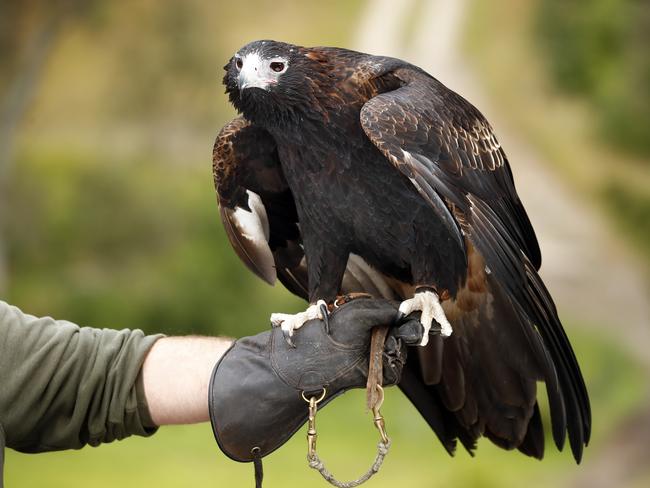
[301,387,327,404]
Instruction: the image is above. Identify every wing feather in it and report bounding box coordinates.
[220,196,275,284]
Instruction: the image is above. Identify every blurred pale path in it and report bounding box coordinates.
[355,1,650,487]
[354,0,650,365]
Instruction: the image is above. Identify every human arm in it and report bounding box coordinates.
[140,336,232,425]
[0,297,421,459]
[0,300,162,452]
[0,299,241,448]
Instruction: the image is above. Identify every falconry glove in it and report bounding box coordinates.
[208,297,422,463]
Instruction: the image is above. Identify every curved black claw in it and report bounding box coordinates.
[319,302,330,334]
[281,327,296,348]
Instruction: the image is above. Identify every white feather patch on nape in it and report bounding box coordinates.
[233,190,270,243]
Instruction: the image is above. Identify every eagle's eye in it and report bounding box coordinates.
[270,61,285,73]
[235,57,243,70]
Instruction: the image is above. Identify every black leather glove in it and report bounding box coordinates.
[208,297,422,462]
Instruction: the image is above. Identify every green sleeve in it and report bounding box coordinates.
[0,300,163,453]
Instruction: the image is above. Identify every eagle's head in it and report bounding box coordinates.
[223,40,331,128]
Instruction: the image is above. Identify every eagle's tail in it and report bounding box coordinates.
[399,274,550,459]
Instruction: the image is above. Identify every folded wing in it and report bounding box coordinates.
[359,65,590,461]
[213,116,308,295]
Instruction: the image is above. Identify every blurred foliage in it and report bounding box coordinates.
[602,180,650,262]
[535,0,650,265]
[0,0,104,99]
[535,0,650,159]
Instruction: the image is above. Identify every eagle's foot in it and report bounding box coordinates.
[399,290,452,346]
[271,299,329,347]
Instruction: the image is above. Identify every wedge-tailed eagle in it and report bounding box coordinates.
[212,40,590,462]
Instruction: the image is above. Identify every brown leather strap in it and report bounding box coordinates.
[331,292,373,311]
[366,325,390,411]
[252,447,263,488]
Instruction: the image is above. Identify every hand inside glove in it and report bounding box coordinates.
[208,296,423,462]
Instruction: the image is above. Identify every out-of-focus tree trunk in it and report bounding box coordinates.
[0,11,64,294]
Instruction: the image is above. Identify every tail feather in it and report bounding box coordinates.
[403,274,550,457]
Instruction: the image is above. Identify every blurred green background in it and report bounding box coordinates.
[1,0,649,487]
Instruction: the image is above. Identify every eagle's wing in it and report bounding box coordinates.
[360,66,590,461]
[213,116,308,297]
[213,116,403,301]
[360,67,541,268]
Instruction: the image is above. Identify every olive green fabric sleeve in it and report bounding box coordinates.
[0,300,163,455]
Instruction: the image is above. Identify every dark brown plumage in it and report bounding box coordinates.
[213,40,591,462]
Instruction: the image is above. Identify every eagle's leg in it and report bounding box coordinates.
[271,245,348,346]
[399,287,452,346]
